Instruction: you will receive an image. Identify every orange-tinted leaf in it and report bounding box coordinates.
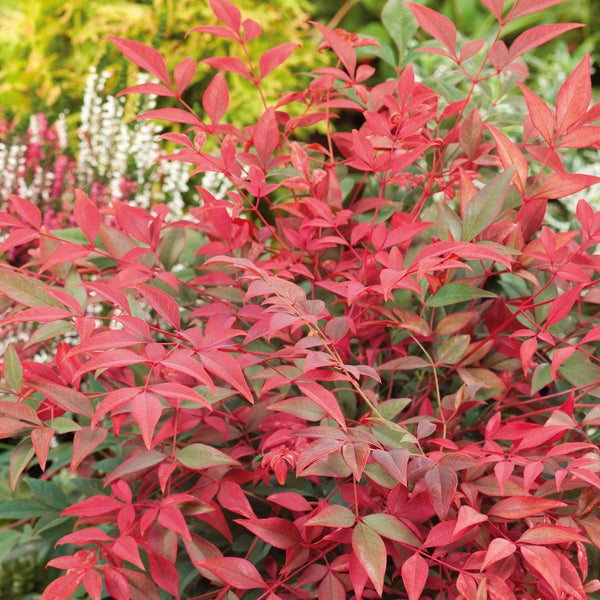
[305,504,356,528]
[236,517,301,549]
[518,525,589,545]
[31,427,54,471]
[488,496,566,519]
[197,557,266,589]
[401,553,428,600]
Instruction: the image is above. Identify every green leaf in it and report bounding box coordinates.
[0,272,61,308]
[23,320,74,348]
[352,522,387,595]
[4,343,22,392]
[9,438,35,491]
[305,504,355,528]
[559,355,600,398]
[362,513,422,547]
[436,335,470,365]
[427,283,496,307]
[531,363,552,394]
[159,227,187,271]
[462,166,516,241]
[176,443,240,470]
[0,499,54,519]
[382,0,418,65]
[437,200,462,241]
[25,478,68,511]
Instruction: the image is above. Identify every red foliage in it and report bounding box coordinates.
[1,0,600,599]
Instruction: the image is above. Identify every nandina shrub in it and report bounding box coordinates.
[1,0,600,599]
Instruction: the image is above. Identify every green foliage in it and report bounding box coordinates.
[0,0,322,123]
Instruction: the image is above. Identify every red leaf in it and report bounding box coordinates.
[453,505,488,536]
[148,551,180,598]
[73,349,146,379]
[235,517,301,549]
[104,565,130,600]
[518,525,589,545]
[28,380,94,419]
[106,449,165,485]
[352,522,386,596]
[200,351,253,403]
[305,504,356,528]
[197,557,266,589]
[546,285,583,327]
[116,82,176,97]
[174,57,196,95]
[107,36,170,86]
[406,3,457,56]
[311,21,356,76]
[209,0,241,33]
[120,569,161,600]
[131,392,163,450]
[506,23,584,63]
[481,538,517,570]
[73,189,101,245]
[401,553,428,600]
[62,495,123,517]
[111,536,145,570]
[218,481,256,518]
[510,0,570,21]
[0,227,39,253]
[558,125,600,148]
[10,194,41,230]
[134,108,202,125]
[520,545,562,598]
[158,506,191,540]
[40,573,85,600]
[135,284,181,330]
[259,43,298,79]
[149,382,212,409]
[517,83,554,143]
[556,53,591,135]
[203,72,229,124]
[84,571,103,600]
[480,0,504,21]
[187,24,239,39]
[487,125,528,194]
[424,465,457,519]
[488,496,566,519]
[202,56,251,80]
[57,527,113,545]
[532,173,600,199]
[2,306,75,325]
[319,572,346,600]
[298,382,346,429]
[31,427,54,471]
[267,492,312,512]
[253,106,279,166]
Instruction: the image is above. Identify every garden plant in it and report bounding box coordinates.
[1,0,600,598]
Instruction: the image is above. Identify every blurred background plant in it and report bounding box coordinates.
[0,0,318,125]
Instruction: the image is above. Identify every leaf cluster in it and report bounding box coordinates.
[0,1,600,599]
